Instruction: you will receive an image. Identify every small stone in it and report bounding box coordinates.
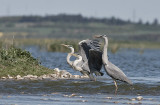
[1,77,6,79]
[23,75,33,79]
[113,101,119,104]
[42,75,50,79]
[51,92,59,94]
[69,93,77,97]
[49,74,57,78]
[79,96,83,98]
[23,75,37,80]
[81,75,89,78]
[59,70,71,78]
[8,75,13,79]
[38,76,43,80]
[16,75,21,78]
[131,98,136,101]
[30,78,38,80]
[63,95,69,97]
[54,68,60,73]
[32,75,38,78]
[106,97,112,99]
[72,75,80,79]
[16,75,23,80]
[136,96,143,101]
[82,100,87,102]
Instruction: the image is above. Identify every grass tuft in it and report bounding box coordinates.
[0,46,54,78]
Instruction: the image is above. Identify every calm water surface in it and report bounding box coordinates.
[0,46,160,105]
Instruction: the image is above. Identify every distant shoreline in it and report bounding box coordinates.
[1,38,160,53]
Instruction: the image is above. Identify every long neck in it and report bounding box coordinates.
[73,56,82,66]
[76,56,82,63]
[102,37,109,63]
[70,47,74,54]
[67,47,74,66]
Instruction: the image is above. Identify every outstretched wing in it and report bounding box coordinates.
[105,61,132,85]
[88,49,103,73]
[78,39,101,62]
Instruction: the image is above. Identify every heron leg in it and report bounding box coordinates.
[94,71,101,76]
[89,73,96,81]
[94,71,104,76]
[80,71,87,76]
[114,80,118,95]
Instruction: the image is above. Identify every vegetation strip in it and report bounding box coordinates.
[1,39,160,53]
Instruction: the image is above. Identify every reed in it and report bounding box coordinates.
[1,38,160,54]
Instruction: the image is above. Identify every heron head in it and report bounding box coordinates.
[94,35,107,39]
[72,53,81,58]
[77,53,82,58]
[61,44,73,48]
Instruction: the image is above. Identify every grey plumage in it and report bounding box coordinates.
[95,35,132,93]
[104,61,132,84]
[78,39,103,77]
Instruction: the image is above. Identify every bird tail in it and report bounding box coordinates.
[126,79,133,85]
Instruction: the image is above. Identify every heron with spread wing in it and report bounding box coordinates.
[95,35,132,93]
[61,39,103,80]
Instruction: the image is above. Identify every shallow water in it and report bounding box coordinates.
[0,46,160,105]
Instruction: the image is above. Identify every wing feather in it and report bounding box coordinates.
[105,62,132,84]
[78,39,101,61]
[88,49,102,73]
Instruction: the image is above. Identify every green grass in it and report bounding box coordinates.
[2,38,160,53]
[0,46,54,78]
[49,39,160,52]
[1,21,160,40]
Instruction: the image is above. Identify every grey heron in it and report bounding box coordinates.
[61,39,104,81]
[95,35,132,93]
[60,44,84,73]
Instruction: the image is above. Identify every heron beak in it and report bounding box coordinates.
[71,53,78,57]
[94,35,103,38]
[60,44,68,47]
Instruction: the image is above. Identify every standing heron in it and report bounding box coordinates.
[61,39,103,80]
[95,35,132,93]
[60,44,84,73]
